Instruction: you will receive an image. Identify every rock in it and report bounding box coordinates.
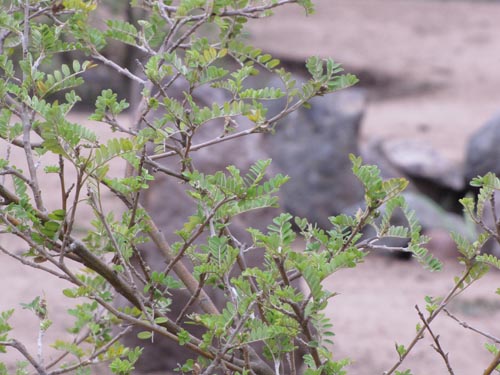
[465,111,500,183]
[264,86,366,229]
[474,191,500,258]
[344,191,470,259]
[380,139,464,191]
[424,228,459,261]
[361,139,408,181]
[464,114,500,256]
[401,191,466,234]
[361,138,465,212]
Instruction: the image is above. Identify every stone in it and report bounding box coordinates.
[361,138,465,212]
[401,191,466,234]
[344,191,469,259]
[464,114,500,256]
[474,191,500,258]
[380,139,464,191]
[424,228,459,261]
[264,86,367,229]
[465,111,500,183]
[360,139,408,181]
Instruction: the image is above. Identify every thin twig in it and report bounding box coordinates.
[384,265,474,374]
[175,273,206,324]
[20,0,44,213]
[444,308,500,344]
[88,189,152,323]
[91,53,146,85]
[47,327,133,375]
[416,305,455,375]
[149,125,262,160]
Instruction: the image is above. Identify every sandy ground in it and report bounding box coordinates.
[328,254,500,374]
[2,1,500,374]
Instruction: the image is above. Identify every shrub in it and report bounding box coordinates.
[0,1,499,375]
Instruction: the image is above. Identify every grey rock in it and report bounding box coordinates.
[264,87,366,229]
[474,191,500,258]
[346,191,468,235]
[344,191,470,258]
[361,138,465,212]
[380,139,464,191]
[360,139,408,181]
[465,111,500,183]
[464,112,500,256]
[401,191,466,234]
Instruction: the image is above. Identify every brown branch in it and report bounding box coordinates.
[90,53,146,85]
[21,108,45,212]
[144,214,220,315]
[416,305,455,375]
[47,327,133,375]
[163,197,234,276]
[150,126,262,160]
[0,339,48,375]
[0,243,70,281]
[158,0,300,20]
[273,256,321,368]
[175,273,207,324]
[0,183,145,310]
[2,138,44,150]
[384,266,474,375]
[484,350,500,375]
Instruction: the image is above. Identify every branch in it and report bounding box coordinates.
[143,157,188,180]
[0,184,145,310]
[47,327,133,375]
[0,243,71,281]
[484,350,500,375]
[416,305,455,375]
[384,265,475,374]
[274,256,321,368]
[90,53,146,85]
[150,125,262,160]
[444,308,500,344]
[158,0,300,20]
[144,213,220,315]
[0,339,48,375]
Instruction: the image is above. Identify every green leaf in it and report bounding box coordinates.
[62,289,77,298]
[106,20,138,45]
[137,331,153,340]
[153,316,168,324]
[178,329,190,346]
[52,340,85,358]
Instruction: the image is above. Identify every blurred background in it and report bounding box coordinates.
[244,1,500,374]
[2,1,500,374]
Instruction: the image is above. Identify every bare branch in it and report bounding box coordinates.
[444,308,500,344]
[91,53,146,85]
[416,305,455,375]
[0,339,48,375]
[0,243,71,281]
[384,265,475,375]
[47,327,133,375]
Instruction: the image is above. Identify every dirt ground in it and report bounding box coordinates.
[2,1,500,374]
